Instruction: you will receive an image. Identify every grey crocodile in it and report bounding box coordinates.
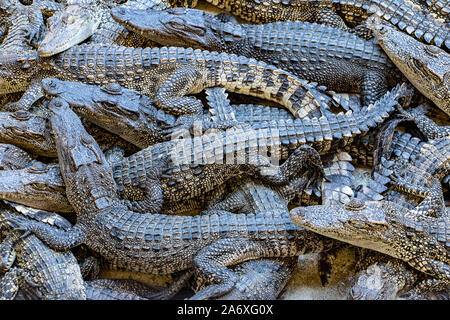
[169,0,450,49]
[0,44,331,119]
[111,7,398,106]
[368,16,450,116]
[7,97,338,300]
[38,0,170,57]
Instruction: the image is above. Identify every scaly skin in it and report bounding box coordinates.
[349,250,419,300]
[0,83,411,213]
[368,16,450,116]
[0,45,334,119]
[42,79,412,156]
[190,257,297,299]
[290,196,450,296]
[111,7,397,106]
[0,202,86,300]
[38,0,170,57]
[169,0,450,49]
[0,0,46,51]
[7,98,337,300]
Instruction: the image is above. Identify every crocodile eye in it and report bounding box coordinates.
[348,219,367,228]
[102,98,118,109]
[344,198,366,211]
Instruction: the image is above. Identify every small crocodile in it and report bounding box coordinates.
[169,0,450,49]
[0,44,331,119]
[38,0,170,57]
[7,97,338,300]
[111,7,398,106]
[368,16,450,116]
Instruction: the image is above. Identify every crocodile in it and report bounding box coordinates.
[0,202,86,300]
[7,97,338,300]
[290,191,450,296]
[368,16,450,116]
[0,108,137,158]
[0,83,411,213]
[169,0,450,49]
[37,0,171,57]
[111,7,398,106]
[41,78,412,156]
[0,44,331,119]
[0,81,411,213]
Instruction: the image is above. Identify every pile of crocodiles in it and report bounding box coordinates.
[0,0,447,300]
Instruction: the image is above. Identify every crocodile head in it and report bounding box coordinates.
[0,50,39,94]
[290,199,399,257]
[0,144,34,170]
[42,78,175,148]
[38,0,102,57]
[111,7,228,49]
[368,16,450,116]
[0,162,72,213]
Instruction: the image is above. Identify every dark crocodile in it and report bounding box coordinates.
[169,0,450,49]
[7,97,338,300]
[38,0,170,57]
[111,7,398,106]
[0,44,331,119]
[368,16,450,116]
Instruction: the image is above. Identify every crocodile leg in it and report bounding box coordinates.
[119,170,164,213]
[190,238,266,300]
[3,81,43,112]
[24,4,45,47]
[7,216,86,252]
